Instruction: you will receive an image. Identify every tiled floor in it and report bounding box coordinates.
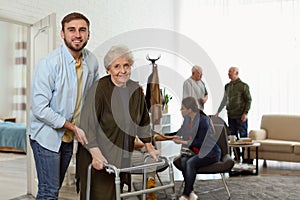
[2,152,300,200]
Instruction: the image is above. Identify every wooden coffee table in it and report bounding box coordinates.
[228,142,260,175]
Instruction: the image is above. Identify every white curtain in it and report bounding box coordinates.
[0,22,27,123]
[175,0,300,130]
[12,26,27,123]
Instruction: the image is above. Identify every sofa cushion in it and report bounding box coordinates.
[249,129,267,140]
[257,139,294,153]
[261,115,300,141]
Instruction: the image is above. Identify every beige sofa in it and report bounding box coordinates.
[249,114,300,163]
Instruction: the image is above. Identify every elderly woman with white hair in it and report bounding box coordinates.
[76,45,159,200]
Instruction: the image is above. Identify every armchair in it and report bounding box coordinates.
[173,115,234,199]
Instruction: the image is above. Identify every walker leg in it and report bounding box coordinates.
[86,164,92,200]
[115,176,121,200]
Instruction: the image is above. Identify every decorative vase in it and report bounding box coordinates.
[163,105,168,114]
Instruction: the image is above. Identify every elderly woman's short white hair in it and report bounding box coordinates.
[104,45,134,70]
[192,65,203,74]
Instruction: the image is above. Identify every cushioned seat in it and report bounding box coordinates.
[173,115,234,199]
[249,114,300,163]
[257,140,294,153]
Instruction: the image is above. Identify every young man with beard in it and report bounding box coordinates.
[28,12,99,199]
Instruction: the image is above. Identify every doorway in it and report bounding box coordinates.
[0,13,56,197]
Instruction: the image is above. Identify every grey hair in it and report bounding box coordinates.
[103,45,134,70]
[230,66,239,73]
[192,65,203,73]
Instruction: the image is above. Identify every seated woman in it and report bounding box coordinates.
[165,96,221,200]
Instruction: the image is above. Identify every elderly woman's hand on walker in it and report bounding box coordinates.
[89,147,108,170]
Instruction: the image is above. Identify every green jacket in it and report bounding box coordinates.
[218,78,252,118]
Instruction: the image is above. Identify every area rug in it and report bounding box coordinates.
[134,175,300,200]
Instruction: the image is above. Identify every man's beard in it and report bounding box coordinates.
[64,38,88,52]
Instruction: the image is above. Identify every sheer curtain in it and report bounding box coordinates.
[175,0,300,130]
[12,25,28,123]
[0,22,13,118]
[0,22,27,123]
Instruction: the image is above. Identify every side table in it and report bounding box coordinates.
[228,142,260,175]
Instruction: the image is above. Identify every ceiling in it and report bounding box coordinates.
[0,10,37,26]
[0,1,51,26]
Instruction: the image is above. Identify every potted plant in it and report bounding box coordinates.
[162,88,172,113]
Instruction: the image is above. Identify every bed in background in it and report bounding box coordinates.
[0,121,27,153]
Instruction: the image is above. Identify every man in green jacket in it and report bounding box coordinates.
[216,66,252,162]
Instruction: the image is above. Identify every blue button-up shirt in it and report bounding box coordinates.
[28,44,99,152]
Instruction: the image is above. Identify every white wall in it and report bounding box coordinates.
[0,0,177,121]
[0,0,176,51]
[1,0,300,131]
[176,0,300,130]
[0,22,18,117]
